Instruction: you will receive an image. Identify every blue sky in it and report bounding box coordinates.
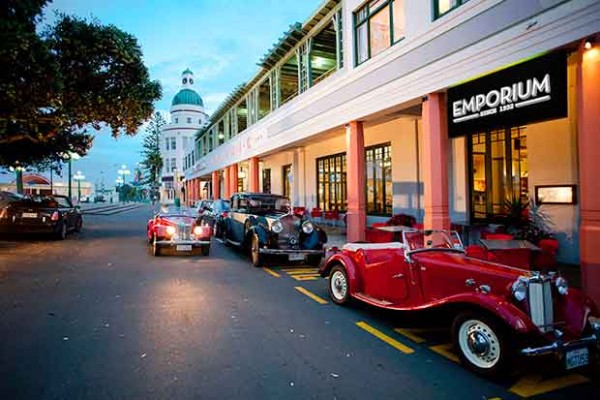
[27,0,321,188]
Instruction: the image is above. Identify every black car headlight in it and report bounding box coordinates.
[271,220,283,234]
[302,221,314,234]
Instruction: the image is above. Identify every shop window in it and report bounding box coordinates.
[354,0,405,65]
[316,153,347,212]
[282,164,292,199]
[258,79,271,120]
[237,178,244,193]
[365,143,392,215]
[469,127,528,221]
[433,0,469,20]
[262,169,271,194]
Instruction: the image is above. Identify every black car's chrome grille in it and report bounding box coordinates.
[528,278,554,333]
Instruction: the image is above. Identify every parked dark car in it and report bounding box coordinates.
[223,193,327,267]
[0,193,82,239]
[147,206,212,256]
[199,199,230,238]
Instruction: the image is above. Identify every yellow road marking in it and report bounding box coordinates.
[281,268,319,274]
[509,373,589,398]
[394,328,426,344]
[356,322,414,354]
[294,286,328,304]
[291,275,320,281]
[262,267,281,278]
[429,344,460,363]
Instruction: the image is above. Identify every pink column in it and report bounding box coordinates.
[211,171,220,199]
[346,121,366,242]
[230,164,239,195]
[248,157,260,193]
[223,168,231,199]
[422,93,451,230]
[196,179,201,200]
[578,42,600,306]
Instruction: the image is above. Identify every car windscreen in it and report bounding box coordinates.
[247,196,290,213]
[403,230,464,254]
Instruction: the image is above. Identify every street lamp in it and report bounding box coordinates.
[63,152,81,201]
[117,164,130,202]
[9,163,25,194]
[73,171,85,202]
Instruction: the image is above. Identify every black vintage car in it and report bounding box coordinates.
[0,193,82,239]
[223,193,327,267]
[199,199,230,239]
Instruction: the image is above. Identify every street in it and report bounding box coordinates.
[1,205,598,399]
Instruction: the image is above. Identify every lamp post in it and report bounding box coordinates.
[73,171,85,202]
[9,164,25,194]
[117,164,130,202]
[65,152,81,201]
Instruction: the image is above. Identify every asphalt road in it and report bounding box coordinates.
[1,205,598,399]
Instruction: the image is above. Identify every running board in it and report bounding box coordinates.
[354,292,393,306]
[226,238,241,247]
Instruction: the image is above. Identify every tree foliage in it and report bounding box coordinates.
[140,112,165,189]
[0,0,162,169]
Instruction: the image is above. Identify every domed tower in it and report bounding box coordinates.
[159,69,208,204]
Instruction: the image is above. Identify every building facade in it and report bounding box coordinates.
[183,0,600,305]
[159,69,208,203]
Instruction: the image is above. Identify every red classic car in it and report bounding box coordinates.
[147,207,212,256]
[319,229,600,376]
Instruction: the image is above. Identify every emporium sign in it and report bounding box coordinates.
[447,52,567,137]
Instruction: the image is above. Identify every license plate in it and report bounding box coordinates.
[566,347,589,370]
[176,245,192,252]
[22,212,37,218]
[289,253,305,261]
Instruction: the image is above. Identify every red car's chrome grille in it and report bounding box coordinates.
[528,278,554,333]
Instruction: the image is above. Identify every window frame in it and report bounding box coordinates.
[316,152,347,213]
[353,0,405,66]
[364,142,393,216]
[432,0,469,20]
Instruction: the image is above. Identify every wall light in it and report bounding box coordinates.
[584,39,593,50]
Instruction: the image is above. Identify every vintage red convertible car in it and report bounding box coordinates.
[319,229,600,376]
[147,207,212,256]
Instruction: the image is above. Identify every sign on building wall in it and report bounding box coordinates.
[447,52,567,137]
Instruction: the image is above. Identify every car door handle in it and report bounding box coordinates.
[392,273,404,279]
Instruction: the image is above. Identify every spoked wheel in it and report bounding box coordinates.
[152,235,161,257]
[74,217,83,232]
[328,265,350,305]
[55,222,67,240]
[250,234,263,267]
[452,312,510,377]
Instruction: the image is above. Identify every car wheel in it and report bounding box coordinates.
[306,254,323,267]
[152,235,161,257]
[250,234,263,267]
[74,217,83,232]
[328,265,350,305]
[452,312,510,377]
[55,221,67,240]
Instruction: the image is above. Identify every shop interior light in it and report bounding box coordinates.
[584,39,593,50]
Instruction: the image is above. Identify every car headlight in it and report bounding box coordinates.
[302,221,314,234]
[511,279,527,302]
[193,226,203,236]
[555,277,569,295]
[166,226,176,236]
[271,220,283,234]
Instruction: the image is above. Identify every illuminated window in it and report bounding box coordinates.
[365,143,392,215]
[316,153,347,212]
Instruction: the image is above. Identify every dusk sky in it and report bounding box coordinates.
[25,0,321,188]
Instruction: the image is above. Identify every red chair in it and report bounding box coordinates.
[413,223,424,230]
[310,207,323,219]
[293,206,306,216]
[324,209,340,227]
[534,238,559,271]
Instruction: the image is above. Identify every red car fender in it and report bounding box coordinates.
[439,292,537,334]
[319,252,362,292]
